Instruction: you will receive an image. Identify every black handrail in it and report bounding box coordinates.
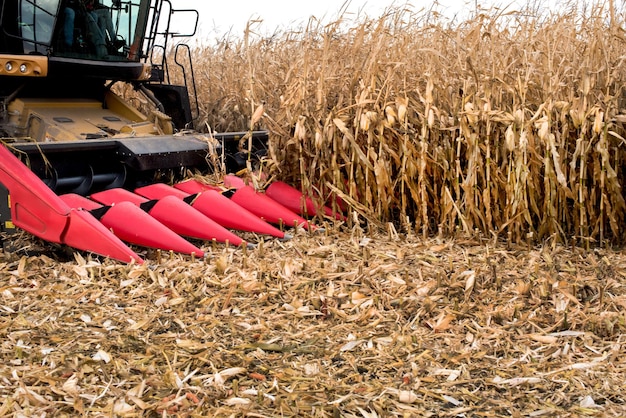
[144,0,199,124]
[174,43,198,122]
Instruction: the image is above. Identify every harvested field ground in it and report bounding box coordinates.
[1,225,625,417]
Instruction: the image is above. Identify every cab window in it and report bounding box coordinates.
[7,0,61,53]
[54,0,140,61]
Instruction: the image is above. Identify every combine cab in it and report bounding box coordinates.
[0,0,305,263]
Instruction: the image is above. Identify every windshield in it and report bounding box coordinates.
[1,0,146,60]
[54,0,143,61]
[18,0,61,53]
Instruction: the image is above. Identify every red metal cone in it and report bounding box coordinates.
[230,186,316,230]
[223,174,247,189]
[135,183,189,200]
[265,181,346,221]
[59,193,103,211]
[60,194,204,256]
[62,209,144,264]
[174,179,222,194]
[136,183,287,239]
[0,145,141,263]
[90,188,146,206]
[90,188,244,246]
[175,180,314,230]
[223,173,270,189]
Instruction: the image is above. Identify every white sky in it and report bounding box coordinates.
[169,0,564,41]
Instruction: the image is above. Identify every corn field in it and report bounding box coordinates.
[184,1,626,246]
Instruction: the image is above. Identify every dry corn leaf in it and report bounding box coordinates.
[398,390,418,404]
[62,374,80,397]
[528,334,558,344]
[428,312,455,333]
[224,397,252,406]
[92,349,111,363]
[340,339,365,352]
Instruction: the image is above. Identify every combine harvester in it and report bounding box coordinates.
[0,0,342,263]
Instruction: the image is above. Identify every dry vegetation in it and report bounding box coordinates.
[193,0,626,246]
[3,1,626,417]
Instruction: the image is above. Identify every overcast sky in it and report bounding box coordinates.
[169,0,563,41]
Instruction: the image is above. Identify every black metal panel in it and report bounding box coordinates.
[0,183,14,233]
[0,1,23,54]
[48,56,146,81]
[12,139,120,154]
[144,84,193,129]
[6,130,270,194]
[115,135,211,171]
[11,140,127,195]
[212,131,270,173]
